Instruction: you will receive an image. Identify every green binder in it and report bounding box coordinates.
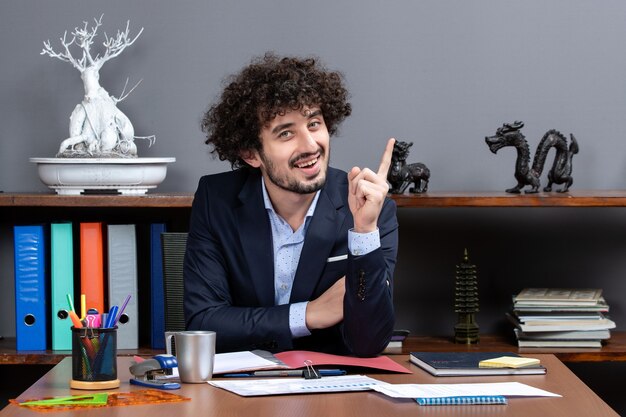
[51,222,74,351]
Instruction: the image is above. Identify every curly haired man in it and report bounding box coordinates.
[184,53,398,356]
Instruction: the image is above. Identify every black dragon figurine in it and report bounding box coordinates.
[387,140,430,194]
[485,121,579,194]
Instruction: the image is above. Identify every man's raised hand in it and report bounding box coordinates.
[348,138,395,233]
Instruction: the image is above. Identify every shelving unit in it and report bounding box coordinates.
[1,191,625,364]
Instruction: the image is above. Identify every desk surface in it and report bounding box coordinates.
[0,354,617,417]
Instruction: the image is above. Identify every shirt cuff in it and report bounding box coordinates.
[348,228,380,256]
[289,302,311,338]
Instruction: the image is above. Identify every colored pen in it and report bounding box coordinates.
[113,294,131,326]
[69,311,83,328]
[66,293,75,313]
[80,294,86,319]
[104,306,118,328]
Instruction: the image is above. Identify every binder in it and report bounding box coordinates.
[13,225,47,351]
[150,223,167,349]
[50,222,74,351]
[161,232,188,333]
[107,224,138,349]
[80,223,105,314]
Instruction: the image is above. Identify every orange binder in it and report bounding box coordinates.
[80,222,105,314]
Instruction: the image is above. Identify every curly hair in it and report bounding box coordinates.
[202,52,352,168]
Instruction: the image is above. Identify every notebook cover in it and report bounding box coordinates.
[410,351,546,376]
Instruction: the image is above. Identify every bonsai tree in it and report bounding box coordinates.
[41,16,153,157]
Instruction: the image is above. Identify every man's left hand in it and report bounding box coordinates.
[348,138,395,233]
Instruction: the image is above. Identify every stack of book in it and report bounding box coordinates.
[507,288,615,348]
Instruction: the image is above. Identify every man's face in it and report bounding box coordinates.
[247,107,330,195]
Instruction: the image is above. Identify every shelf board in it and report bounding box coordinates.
[4,190,626,209]
[2,333,626,365]
[0,193,193,208]
[400,333,626,362]
[392,190,626,208]
[0,337,162,365]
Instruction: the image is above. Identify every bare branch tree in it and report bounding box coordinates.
[40,14,143,73]
[41,16,150,158]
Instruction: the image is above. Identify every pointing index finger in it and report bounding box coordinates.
[377,138,396,177]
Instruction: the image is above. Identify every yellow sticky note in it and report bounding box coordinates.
[479,356,540,368]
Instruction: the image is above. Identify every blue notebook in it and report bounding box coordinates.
[416,395,507,405]
[410,351,546,376]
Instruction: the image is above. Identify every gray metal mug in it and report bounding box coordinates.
[165,330,216,383]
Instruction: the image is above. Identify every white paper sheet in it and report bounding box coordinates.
[209,375,385,396]
[371,381,561,399]
[213,351,282,374]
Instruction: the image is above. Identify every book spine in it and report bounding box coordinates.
[416,396,507,405]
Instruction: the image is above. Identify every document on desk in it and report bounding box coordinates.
[213,351,286,374]
[209,375,386,396]
[371,382,561,399]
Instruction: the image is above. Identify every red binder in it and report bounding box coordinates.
[80,222,105,314]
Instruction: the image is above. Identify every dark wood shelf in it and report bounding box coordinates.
[392,190,626,208]
[4,190,626,209]
[0,192,193,208]
[400,333,626,363]
[2,333,625,365]
[0,337,163,365]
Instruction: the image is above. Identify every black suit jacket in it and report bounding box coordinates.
[183,167,398,356]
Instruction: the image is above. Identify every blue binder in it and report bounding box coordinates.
[13,225,47,351]
[150,223,167,349]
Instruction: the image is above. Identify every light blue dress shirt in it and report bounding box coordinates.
[261,179,380,338]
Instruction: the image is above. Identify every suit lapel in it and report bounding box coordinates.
[290,176,346,303]
[236,171,275,307]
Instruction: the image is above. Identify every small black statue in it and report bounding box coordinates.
[387,140,430,194]
[454,249,479,344]
[485,121,579,194]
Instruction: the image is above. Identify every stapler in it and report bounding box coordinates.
[129,354,181,390]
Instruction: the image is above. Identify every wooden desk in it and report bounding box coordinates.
[0,354,617,417]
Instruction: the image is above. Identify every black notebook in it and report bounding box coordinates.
[410,352,546,376]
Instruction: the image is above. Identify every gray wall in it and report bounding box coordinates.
[2,1,626,337]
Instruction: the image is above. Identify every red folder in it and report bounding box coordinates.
[80,222,105,314]
[275,350,411,374]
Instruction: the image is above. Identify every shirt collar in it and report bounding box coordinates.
[261,177,321,220]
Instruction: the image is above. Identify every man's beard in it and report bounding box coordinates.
[259,148,327,194]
